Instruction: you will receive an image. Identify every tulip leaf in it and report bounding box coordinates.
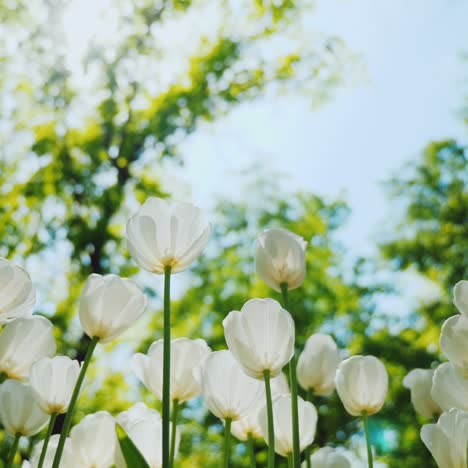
[116,423,150,468]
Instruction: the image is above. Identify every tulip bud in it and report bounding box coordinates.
[421,408,468,468]
[402,369,441,419]
[115,403,179,468]
[132,338,211,402]
[27,434,74,468]
[0,380,49,436]
[302,447,351,468]
[297,334,341,396]
[259,394,317,457]
[0,316,56,380]
[431,362,468,411]
[231,373,290,442]
[29,356,80,414]
[69,411,117,468]
[79,274,147,343]
[126,197,212,274]
[453,280,468,316]
[335,355,388,416]
[0,258,35,324]
[440,315,468,376]
[255,228,307,292]
[194,350,263,421]
[223,298,295,379]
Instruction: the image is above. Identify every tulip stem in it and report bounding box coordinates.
[362,413,373,468]
[52,335,99,468]
[263,369,275,468]
[170,399,179,467]
[163,265,172,468]
[288,453,294,468]
[280,282,301,468]
[224,417,232,468]
[5,433,20,468]
[38,413,57,468]
[247,432,256,468]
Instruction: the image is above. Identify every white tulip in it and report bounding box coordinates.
[79,273,147,343]
[116,402,161,428]
[69,411,117,468]
[0,316,56,380]
[440,315,468,375]
[29,356,80,414]
[297,334,341,396]
[302,447,351,468]
[28,435,74,468]
[116,403,179,468]
[0,380,49,436]
[402,369,441,418]
[223,298,295,379]
[255,228,307,292]
[231,373,289,441]
[431,362,468,411]
[0,258,35,324]
[453,280,468,316]
[259,394,317,457]
[194,350,263,421]
[126,197,212,274]
[132,338,211,402]
[335,355,388,416]
[421,408,468,468]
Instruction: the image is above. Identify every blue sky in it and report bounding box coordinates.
[177,0,468,259]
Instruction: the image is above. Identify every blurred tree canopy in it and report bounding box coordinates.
[0,0,466,467]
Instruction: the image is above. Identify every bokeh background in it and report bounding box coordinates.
[1,0,467,466]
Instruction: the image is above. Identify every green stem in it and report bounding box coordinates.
[362,413,373,468]
[288,453,294,468]
[52,336,99,468]
[38,413,57,468]
[280,282,300,468]
[162,266,172,468]
[170,399,179,467]
[5,433,20,468]
[263,369,275,468]
[304,388,312,468]
[247,433,256,468]
[224,417,232,468]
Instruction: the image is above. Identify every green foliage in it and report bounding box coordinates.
[116,424,150,468]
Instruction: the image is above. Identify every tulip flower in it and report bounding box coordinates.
[431,362,468,411]
[453,280,468,316]
[79,273,148,344]
[223,298,295,379]
[402,369,441,418]
[68,411,117,468]
[0,380,50,467]
[297,333,341,396]
[195,350,263,467]
[116,403,180,468]
[0,316,56,381]
[0,258,35,324]
[223,298,294,467]
[259,394,317,462]
[126,197,211,468]
[302,447,351,468]
[440,315,468,376]
[26,435,74,468]
[126,197,212,275]
[132,338,211,402]
[335,355,388,468]
[421,408,468,468]
[255,228,307,293]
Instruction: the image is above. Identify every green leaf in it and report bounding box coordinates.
[116,423,150,468]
